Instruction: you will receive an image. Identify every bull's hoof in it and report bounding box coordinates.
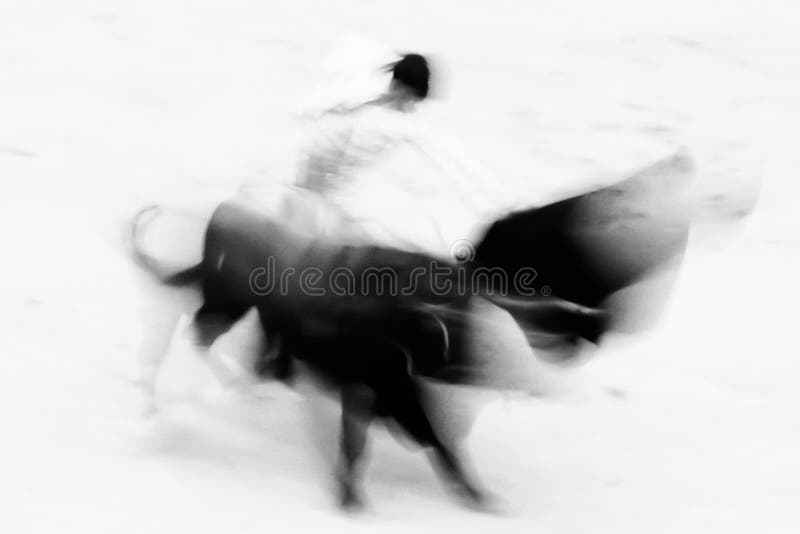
[455,487,505,514]
[338,484,365,512]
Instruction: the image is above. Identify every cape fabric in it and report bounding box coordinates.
[475,152,693,310]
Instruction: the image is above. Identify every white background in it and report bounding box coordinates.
[1,1,798,532]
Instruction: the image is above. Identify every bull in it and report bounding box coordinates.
[130,151,692,509]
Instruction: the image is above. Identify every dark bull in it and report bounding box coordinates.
[131,152,692,509]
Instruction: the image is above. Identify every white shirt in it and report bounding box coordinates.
[293,102,509,258]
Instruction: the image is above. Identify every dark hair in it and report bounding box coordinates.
[390,54,430,99]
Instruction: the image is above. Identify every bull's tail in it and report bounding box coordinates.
[129,204,204,286]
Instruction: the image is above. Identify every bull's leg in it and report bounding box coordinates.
[427,442,487,506]
[188,302,251,389]
[135,284,200,412]
[252,330,281,378]
[382,375,489,508]
[136,309,183,413]
[254,310,294,382]
[269,341,295,383]
[336,383,375,510]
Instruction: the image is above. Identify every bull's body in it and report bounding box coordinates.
[142,200,494,507]
[132,152,693,510]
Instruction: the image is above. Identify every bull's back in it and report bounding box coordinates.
[202,199,312,304]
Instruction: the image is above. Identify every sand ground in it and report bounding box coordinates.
[1,1,799,532]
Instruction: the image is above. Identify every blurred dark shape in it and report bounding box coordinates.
[475,150,693,329]
[133,199,495,509]
[130,152,694,510]
[438,151,693,377]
